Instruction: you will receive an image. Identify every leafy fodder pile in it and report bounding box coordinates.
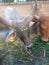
[0,35,49,65]
[31,35,49,56]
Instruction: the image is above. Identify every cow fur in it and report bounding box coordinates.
[0,16,34,48]
[33,15,49,42]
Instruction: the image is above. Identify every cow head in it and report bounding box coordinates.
[32,15,49,42]
[30,1,49,42]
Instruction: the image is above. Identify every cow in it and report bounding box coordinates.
[0,0,43,47]
[0,1,44,48]
[0,7,34,49]
[32,15,49,42]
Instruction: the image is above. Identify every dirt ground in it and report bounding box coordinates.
[0,2,49,18]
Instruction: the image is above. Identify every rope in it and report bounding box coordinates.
[16,26,30,33]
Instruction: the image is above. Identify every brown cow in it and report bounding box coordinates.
[33,15,49,42]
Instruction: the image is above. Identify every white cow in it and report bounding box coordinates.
[0,7,34,48]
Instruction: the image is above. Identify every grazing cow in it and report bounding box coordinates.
[0,7,34,49]
[32,15,49,42]
[0,1,45,48]
[0,1,44,48]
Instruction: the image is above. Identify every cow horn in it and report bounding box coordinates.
[34,15,39,20]
[35,0,38,10]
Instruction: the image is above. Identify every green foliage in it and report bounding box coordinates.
[31,35,49,56]
[0,35,49,65]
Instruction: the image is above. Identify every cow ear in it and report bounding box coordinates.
[38,3,47,14]
[39,3,45,9]
[38,2,42,9]
[5,30,16,42]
